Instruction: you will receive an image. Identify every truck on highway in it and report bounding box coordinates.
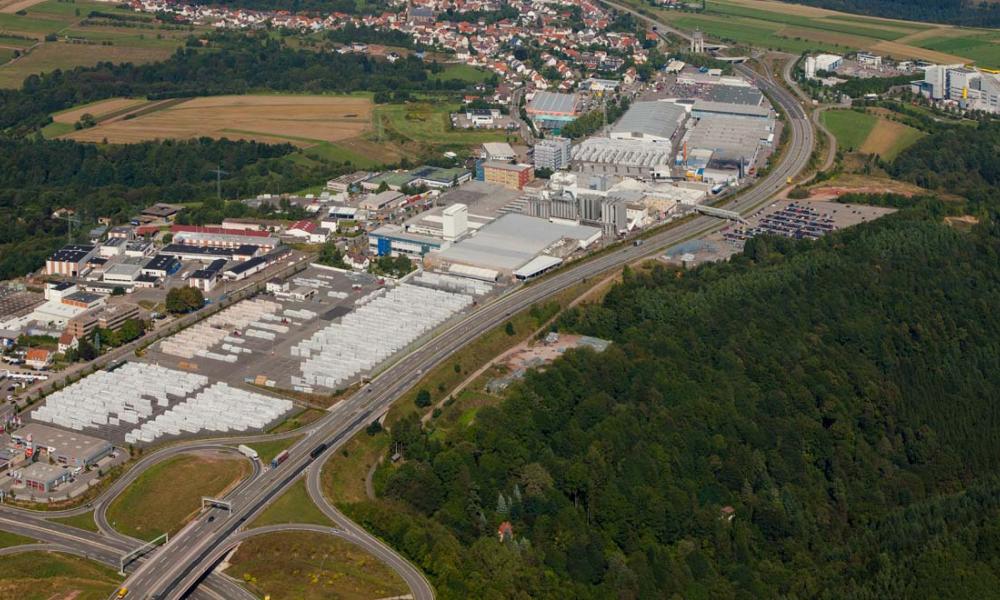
[271,449,290,468]
[309,443,328,459]
[116,587,129,599]
[237,444,258,460]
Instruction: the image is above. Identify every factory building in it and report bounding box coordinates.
[534,137,572,171]
[526,91,581,129]
[223,256,268,281]
[482,142,516,162]
[161,243,259,262]
[141,254,182,278]
[172,230,278,252]
[610,101,687,143]
[912,65,1000,113]
[359,190,407,212]
[482,162,535,190]
[102,259,145,285]
[682,116,773,183]
[571,137,672,179]
[691,101,771,120]
[187,259,227,292]
[431,213,601,276]
[15,462,70,493]
[46,245,97,277]
[10,423,113,467]
[369,225,448,257]
[65,302,140,338]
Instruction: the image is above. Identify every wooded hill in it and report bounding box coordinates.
[349,198,1000,598]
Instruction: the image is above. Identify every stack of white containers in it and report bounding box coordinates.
[32,363,208,432]
[124,383,293,443]
[412,272,493,296]
[291,284,472,390]
[159,298,282,359]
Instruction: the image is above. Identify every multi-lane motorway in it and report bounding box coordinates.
[0,11,815,599]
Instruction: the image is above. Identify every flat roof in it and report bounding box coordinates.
[48,245,95,263]
[611,101,687,139]
[527,91,579,115]
[226,256,267,275]
[371,224,445,246]
[572,137,672,167]
[144,254,180,271]
[21,461,67,481]
[64,291,103,304]
[482,142,515,156]
[12,423,111,460]
[703,85,763,106]
[513,255,563,278]
[436,213,600,271]
[692,100,771,118]
[161,243,259,258]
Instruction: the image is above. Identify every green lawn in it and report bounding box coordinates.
[0,48,14,65]
[107,453,249,540]
[0,530,35,548]
[50,511,100,533]
[226,531,408,600]
[821,109,878,152]
[40,120,75,138]
[916,34,1000,68]
[435,62,492,83]
[0,551,123,600]
[376,101,509,145]
[250,479,332,528]
[299,141,381,169]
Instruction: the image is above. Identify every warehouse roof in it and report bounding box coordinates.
[611,101,687,140]
[703,85,763,106]
[692,100,771,118]
[11,423,111,461]
[527,91,580,115]
[48,245,95,263]
[436,213,600,271]
[572,137,672,167]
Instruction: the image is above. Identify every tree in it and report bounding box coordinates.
[505,321,515,336]
[317,241,348,269]
[376,180,390,193]
[111,286,125,296]
[165,286,204,314]
[78,338,98,361]
[415,389,432,408]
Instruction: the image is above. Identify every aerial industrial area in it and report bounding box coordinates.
[0,0,995,596]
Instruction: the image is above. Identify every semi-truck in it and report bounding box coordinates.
[237,444,258,460]
[271,449,290,468]
[309,443,328,459]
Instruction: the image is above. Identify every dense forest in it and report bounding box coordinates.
[345,199,1000,598]
[0,32,477,134]
[0,137,333,279]
[889,120,1000,210]
[780,0,1000,27]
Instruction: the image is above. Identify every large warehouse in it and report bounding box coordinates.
[526,91,581,129]
[610,101,687,142]
[10,423,113,467]
[431,213,601,276]
[571,137,672,179]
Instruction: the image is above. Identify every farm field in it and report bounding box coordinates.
[226,531,409,600]
[0,0,201,88]
[106,451,250,541]
[52,96,147,124]
[0,551,123,600]
[642,0,999,67]
[64,95,375,146]
[821,108,925,159]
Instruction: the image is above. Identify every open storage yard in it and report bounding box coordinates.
[63,95,374,146]
[142,266,497,396]
[645,0,1000,67]
[29,361,294,445]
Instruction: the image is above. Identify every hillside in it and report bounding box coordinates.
[347,200,1000,598]
[779,0,1000,27]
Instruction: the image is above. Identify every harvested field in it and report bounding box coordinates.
[859,118,925,160]
[0,0,47,14]
[777,25,884,49]
[65,95,373,146]
[53,97,147,124]
[0,42,173,88]
[869,39,969,64]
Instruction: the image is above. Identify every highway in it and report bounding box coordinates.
[0,9,815,599]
